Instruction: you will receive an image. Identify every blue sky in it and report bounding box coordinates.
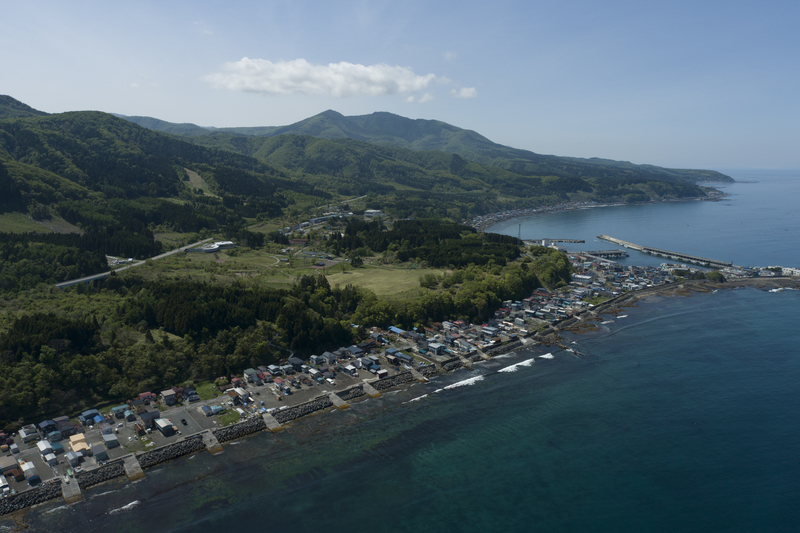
[2,0,798,169]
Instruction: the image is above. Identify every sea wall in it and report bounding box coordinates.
[213,416,267,443]
[273,396,334,423]
[138,434,206,470]
[76,459,126,490]
[337,384,365,401]
[419,364,439,377]
[0,481,62,516]
[370,371,414,391]
[441,357,462,372]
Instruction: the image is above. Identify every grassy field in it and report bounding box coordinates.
[0,212,47,233]
[325,266,444,296]
[0,212,83,234]
[184,168,216,196]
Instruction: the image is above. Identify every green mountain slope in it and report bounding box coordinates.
[0,95,49,119]
[119,108,733,184]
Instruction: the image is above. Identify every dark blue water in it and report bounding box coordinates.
[13,171,800,532]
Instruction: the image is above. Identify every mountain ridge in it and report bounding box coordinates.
[118,108,733,184]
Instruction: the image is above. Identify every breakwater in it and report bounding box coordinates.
[597,234,732,268]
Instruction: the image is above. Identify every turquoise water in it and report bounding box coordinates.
[13,171,800,532]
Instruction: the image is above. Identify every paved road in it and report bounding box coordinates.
[55,238,214,288]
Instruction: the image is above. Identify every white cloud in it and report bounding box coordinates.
[406,92,434,104]
[451,87,478,99]
[205,58,439,98]
[443,51,457,61]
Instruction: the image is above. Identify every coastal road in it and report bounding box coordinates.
[54,237,214,288]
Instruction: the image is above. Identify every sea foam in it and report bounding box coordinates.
[498,357,536,373]
[539,353,554,359]
[108,500,140,514]
[436,375,485,391]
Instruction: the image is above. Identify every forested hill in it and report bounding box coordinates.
[122,108,734,184]
[0,95,49,119]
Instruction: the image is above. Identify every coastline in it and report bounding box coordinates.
[5,276,798,523]
[473,190,728,233]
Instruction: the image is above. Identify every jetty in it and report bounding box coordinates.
[597,235,732,269]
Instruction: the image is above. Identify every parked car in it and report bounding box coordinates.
[180,419,187,426]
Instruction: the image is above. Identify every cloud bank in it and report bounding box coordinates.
[205,58,439,98]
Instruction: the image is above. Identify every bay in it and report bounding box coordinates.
[488,169,800,268]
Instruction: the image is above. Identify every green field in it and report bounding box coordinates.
[325,266,445,296]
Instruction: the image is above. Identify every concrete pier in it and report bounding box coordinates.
[597,234,732,268]
[123,454,145,482]
[362,381,381,398]
[408,367,429,382]
[62,478,83,504]
[328,392,350,409]
[457,355,474,369]
[202,430,224,455]
[262,412,284,432]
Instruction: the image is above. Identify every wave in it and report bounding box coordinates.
[90,490,117,499]
[108,500,140,514]
[601,320,614,324]
[404,394,428,404]
[539,353,554,359]
[45,505,69,514]
[498,357,536,373]
[433,375,485,393]
[616,314,628,318]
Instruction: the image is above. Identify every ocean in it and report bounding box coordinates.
[13,170,800,533]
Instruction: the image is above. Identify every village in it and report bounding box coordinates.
[2,236,798,502]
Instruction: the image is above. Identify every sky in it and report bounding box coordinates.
[1,0,799,169]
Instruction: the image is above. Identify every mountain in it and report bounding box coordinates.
[119,109,734,184]
[0,95,49,119]
[113,114,212,137]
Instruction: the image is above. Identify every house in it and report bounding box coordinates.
[376,369,389,379]
[343,365,358,376]
[69,434,90,455]
[36,440,53,456]
[19,425,38,443]
[44,453,57,467]
[130,398,148,414]
[53,416,78,437]
[124,410,137,422]
[428,342,446,356]
[50,441,64,455]
[140,410,161,429]
[309,355,324,365]
[111,405,129,419]
[37,420,57,436]
[161,389,177,406]
[322,352,337,365]
[155,418,175,437]
[102,433,120,449]
[79,409,103,426]
[0,456,17,475]
[288,357,305,370]
[91,443,108,461]
[64,451,81,467]
[46,430,62,443]
[244,368,259,382]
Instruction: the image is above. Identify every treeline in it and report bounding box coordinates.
[0,233,107,292]
[328,218,521,267]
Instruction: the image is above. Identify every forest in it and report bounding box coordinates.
[0,241,571,430]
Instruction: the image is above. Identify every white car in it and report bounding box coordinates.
[326,378,336,386]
